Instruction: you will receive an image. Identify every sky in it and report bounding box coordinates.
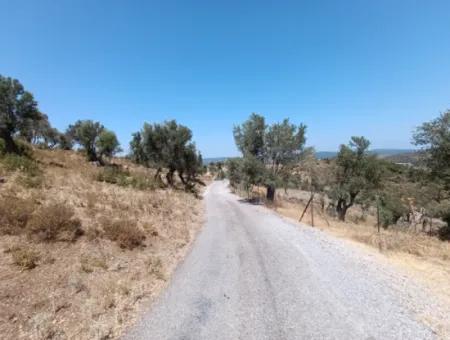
[1,0,450,158]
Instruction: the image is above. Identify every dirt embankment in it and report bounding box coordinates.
[0,149,204,339]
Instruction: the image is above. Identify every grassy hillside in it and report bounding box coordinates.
[0,148,203,339]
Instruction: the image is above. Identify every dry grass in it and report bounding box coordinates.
[6,244,40,270]
[102,218,146,250]
[0,148,204,339]
[273,196,450,263]
[27,203,83,242]
[0,196,35,235]
[254,188,450,315]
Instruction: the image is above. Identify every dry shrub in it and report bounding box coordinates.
[102,218,146,250]
[27,203,83,242]
[0,195,35,235]
[80,255,108,273]
[146,256,165,280]
[7,245,40,270]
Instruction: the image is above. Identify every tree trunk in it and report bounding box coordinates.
[0,132,18,154]
[336,199,348,221]
[178,172,187,185]
[266,185,276,202]
[166,169,175,186]
[154,168,162,180]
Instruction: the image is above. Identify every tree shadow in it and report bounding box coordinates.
[438,226,450,241]
[237,197,264,206]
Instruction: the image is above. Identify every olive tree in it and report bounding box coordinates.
[233,113,307,201]
[130,120,203,188]
[97,129,122,159]
[67,120,120,163]
[0,75,42,153]
[330,136,383,221]
[414,111,450,231]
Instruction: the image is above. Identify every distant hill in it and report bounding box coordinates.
[384,151,422,165]
[205,149,418,164]
[203,157,229,165]
[316,149,417,160]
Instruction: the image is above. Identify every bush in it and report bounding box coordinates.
[1,153,40,174]
[8,245,40,270]
[96,165,127,184]
[27,203,83,242]
[102,218,146,250]
[96,165,157,190]
[0,196,35,235]
[379,194,409,228]
[15,139,33,157]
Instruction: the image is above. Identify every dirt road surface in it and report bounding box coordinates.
[125,181,447,340]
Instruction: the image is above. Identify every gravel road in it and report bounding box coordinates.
[125,181,444,340]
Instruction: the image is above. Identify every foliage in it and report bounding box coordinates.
[329,136,384,221]
[379,193,409,228]
[208,161,225,180]
[233,114,307,201]
[96,129,122,159]
[233,113,266,159]
[240,155,266,196]
[96,165,158,190]
[0,151,44,188]
[130,120,203,188]
[414,111,450,230]
[0,75,41,153]
[67,120,120,163]
[226,158,243,187]
[413,111,450,190]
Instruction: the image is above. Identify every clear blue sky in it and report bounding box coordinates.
[1,0,450,157]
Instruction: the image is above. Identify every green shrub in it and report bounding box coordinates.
[379,194,409,228]
[1,153,40,174]
[96,165,157,190]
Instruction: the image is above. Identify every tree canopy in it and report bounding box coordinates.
[0,75,42,153]
[232,113,307,201]
[414,111,450,190]
[67,120,121,163]
[330,136,384,221]
[130,120,203,188]
[414,111,450,232]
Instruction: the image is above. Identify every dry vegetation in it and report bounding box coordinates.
[0,148,203,339]
[239,186,450,305]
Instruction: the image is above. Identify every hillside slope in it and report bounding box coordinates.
[0,149,203,339]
